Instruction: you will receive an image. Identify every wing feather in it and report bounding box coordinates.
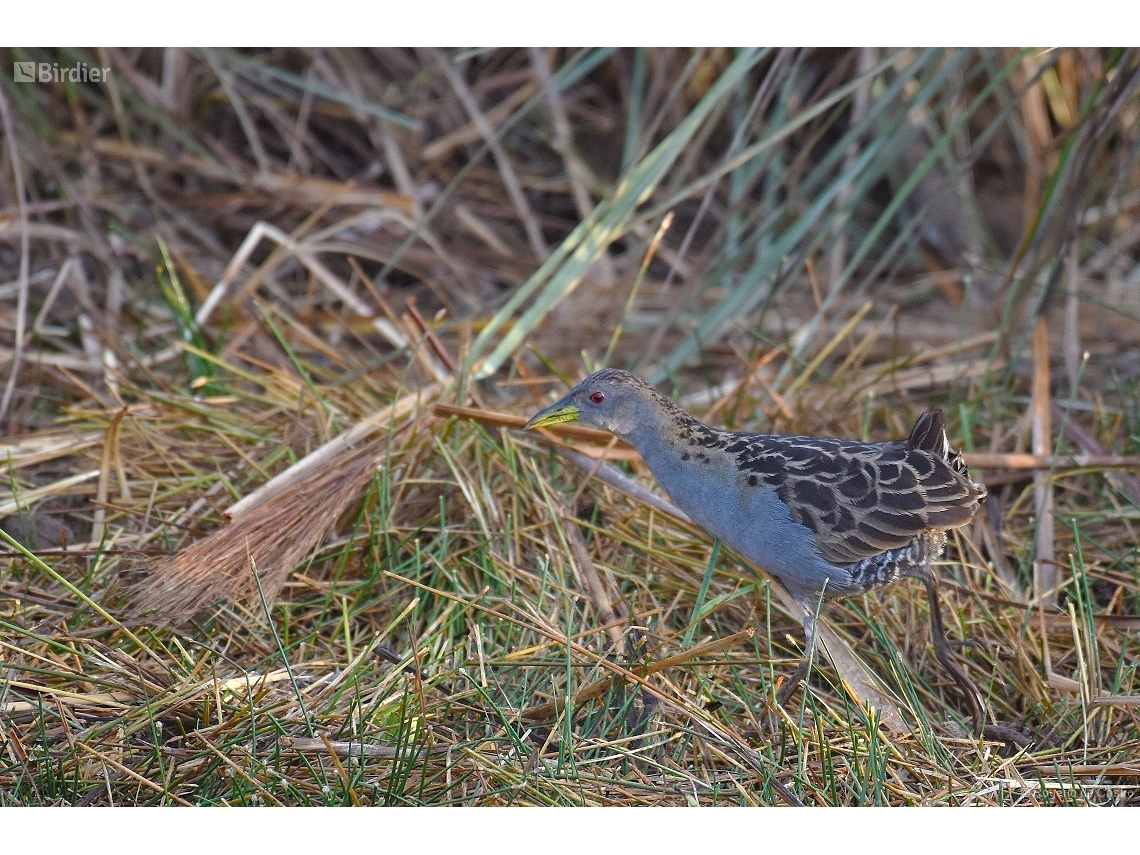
[730,411,984,567]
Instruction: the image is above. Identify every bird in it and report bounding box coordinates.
[525,367,990,734]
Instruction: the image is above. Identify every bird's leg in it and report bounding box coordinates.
[775,596,822,708]
[913,566,985,735]
[914,568,1037,748]
[621,627,658,736]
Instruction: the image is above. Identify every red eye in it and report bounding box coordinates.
[589,391,605,404]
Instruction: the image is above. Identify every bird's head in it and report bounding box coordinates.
[524,369,656,441]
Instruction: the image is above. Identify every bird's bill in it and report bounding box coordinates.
[524,403,579,430]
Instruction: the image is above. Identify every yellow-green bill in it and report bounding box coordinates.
[525,405,579,430]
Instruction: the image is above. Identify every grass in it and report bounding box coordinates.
[2,47,1140,805]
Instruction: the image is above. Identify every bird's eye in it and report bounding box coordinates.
[589,391,605,404]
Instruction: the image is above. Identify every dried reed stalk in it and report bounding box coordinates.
[1031,317,1057,606]
[228,383,440,522]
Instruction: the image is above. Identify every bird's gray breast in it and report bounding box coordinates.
[642,444,851,596]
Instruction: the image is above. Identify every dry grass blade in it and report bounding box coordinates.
[281,737,453,759]
[433,401,618,443]
[962,452,1140,470]
[1032,317,1057,607]
[228,383,440,521]
[522,628,756,721]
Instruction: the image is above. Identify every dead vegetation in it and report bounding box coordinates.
[2,48,1140,805]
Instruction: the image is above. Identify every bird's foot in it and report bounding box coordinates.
[775,657,810,708]
[756,658,812,735]
[981,720,1034,750]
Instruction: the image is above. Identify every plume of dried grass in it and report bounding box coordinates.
[126,437,390,623]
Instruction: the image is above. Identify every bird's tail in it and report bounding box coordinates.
[908,409,987,500]
[907,409,951,459]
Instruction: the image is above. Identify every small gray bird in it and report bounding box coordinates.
[526,368,989,733]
